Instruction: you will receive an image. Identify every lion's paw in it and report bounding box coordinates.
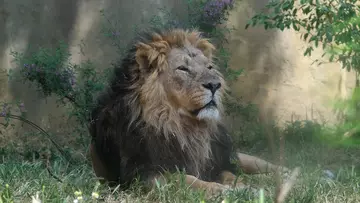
[204,182,231,198]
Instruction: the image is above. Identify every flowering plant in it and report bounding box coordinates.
[8,42,112,126]
[202,0,234,26]
[0,101,26,128]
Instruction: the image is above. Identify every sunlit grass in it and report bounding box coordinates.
[0,146,359,203]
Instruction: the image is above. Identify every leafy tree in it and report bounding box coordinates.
[245,0,360,146]
[246,0,360,72]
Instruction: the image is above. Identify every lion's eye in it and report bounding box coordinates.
[177,65,190,72]
[207,65,213,70]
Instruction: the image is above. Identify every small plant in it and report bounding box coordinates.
[9,42,112,127]
[0,41,114,163]
[11,42,75,98]
[0,184,14,203]
[0,100,26,128]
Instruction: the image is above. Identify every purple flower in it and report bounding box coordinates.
[112,31,120,36]
[203,0,234,23]
[1,103,8,117]
[70,77,76,86]
[18,102,26,113]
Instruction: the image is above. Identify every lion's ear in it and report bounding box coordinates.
[135,41,170,72]
[187,31,216,59]
[196,39,215,59]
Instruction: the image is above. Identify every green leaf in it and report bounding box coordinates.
[292,23,299,31]
[329,54,335,62]
[304,47,313,56]
[325,32,332,42]
[303,33,309,40]
[264,23,269,29]
[292,8,298,16]
[279,23,285,31]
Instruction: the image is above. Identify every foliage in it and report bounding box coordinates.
[0,42,113,163]
[246,0,360,72]
[0,100,26,127]
[316,86,360,147]
[0,100,71,162]
[245,0,360,146]
[8,42,112,126]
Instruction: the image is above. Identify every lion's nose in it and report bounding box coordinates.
[202,82,221,94]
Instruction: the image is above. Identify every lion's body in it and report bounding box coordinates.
[90,93,237,187]
[89,28,240,189]
[89,28,291,196]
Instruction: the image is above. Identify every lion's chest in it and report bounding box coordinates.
[144,133,212,176]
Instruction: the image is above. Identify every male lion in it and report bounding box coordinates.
[89,28,289,197]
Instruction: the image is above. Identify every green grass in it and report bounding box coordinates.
[1,120,360,203]
[1,148,360,202]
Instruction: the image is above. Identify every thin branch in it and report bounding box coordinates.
[1,114,73,164]
[63,94,81,108]
[45,155,63,183]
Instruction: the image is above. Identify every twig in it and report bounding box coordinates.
[1,114,73,164]
[44,154,63,183]
[275,130,286,199]
[275,167,301,203]
[63,94,81,108]
[2,114,67,182]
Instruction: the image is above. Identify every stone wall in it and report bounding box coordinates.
[225,0,357,126]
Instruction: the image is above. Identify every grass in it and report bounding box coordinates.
[0,154,359,203]
[1,120,360,203]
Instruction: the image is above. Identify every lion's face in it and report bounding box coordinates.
[162,45,225,121]
[134,29,226,124]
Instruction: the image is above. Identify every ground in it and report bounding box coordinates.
[1,120,360,203]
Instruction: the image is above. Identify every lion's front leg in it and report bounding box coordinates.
[218,170,245,188]
[146,173,230,198]
[236,152,290,175]
[218,170,258,194]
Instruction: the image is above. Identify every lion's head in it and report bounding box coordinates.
[126,29,227,132]
[92,28,229,178]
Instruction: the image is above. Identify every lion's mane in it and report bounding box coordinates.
[89,28,237,188]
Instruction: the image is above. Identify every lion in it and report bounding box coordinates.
[89,28,289,197]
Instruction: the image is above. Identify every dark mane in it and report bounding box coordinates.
[89,27,238,189]
[90,27,178,118]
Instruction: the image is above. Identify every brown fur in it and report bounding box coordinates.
[89,28,289,197]
[120,29,227,176]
